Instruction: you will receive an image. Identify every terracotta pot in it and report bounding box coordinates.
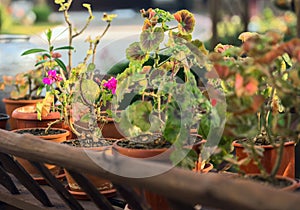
[2,98,43,130]
[98,116,124,139]
[12,127,69,177]
[233,140,295,178]
[12,105,61,129]
[245,174,298,192]
[74,112,124,140]
[63,139,114,192]
[0,113,9,129]
[112,134,211,210]
[112,139,172,160]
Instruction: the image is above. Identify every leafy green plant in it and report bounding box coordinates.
[208,31,300,180]
[115,8,214,169]
[22,0,117,139]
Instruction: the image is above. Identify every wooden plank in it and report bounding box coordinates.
[30,161,84,210]
[66,169,115,210]
[0,130,300,210]
[0,153,53,207]
[0,165,19,194]
[0,174,104,210]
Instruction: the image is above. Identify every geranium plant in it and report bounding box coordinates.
[22,0,117,140]
[208,31,300,181]
[114,8,218,169]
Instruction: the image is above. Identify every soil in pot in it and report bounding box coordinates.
[14,128,69,142]
[62,138,116,193]
[0,113,9,129]
[233,138,295,178]
[112,133,173,161]
[12,127,69,179]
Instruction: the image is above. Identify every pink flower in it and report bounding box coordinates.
[42,70,62,85]
[211,98,217,107]
[103,77,117,94]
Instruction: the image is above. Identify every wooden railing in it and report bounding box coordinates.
[0,128,299,210]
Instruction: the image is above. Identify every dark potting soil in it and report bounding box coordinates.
[15,128,66,136]
[63,138,115,148]
[116,134,202,150]
[245,174,294,189]
[235,137,294,146]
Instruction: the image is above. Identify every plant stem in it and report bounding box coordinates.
[92,22,111,65]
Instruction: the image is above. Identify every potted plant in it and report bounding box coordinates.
[207,31,300,189]
[0,68,45,129]
[111,8,219,210]
[21,0,119,193]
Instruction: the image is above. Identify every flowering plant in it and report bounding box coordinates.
[208,31,300,179]
[22,0,117,140]
[114,8,219,169]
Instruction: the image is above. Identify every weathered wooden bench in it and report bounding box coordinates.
[0,128,300,210]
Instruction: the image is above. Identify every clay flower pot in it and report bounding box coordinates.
[62,139,116,194]
[12,105,61,129]
[0,113,9,129]
[112,134,212,210]
[12,127,69,179]
[233,140,295,178]
[244,174,298,192]
[2,98,43,130]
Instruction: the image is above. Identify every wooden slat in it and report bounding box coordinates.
[0,165,19,194]
[0,130,300,210]
[0,174,105,210]
[0,153,53,207]
[113,184,151,210]
[29,161,84,210]
[66,169,115,210]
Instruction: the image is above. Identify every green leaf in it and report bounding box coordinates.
[126,42,148,62]
[127,101,152,132]
[140,27,164,52]
[46,29,52,42]
[54,58,67,73]
[87,63,96,72]
[54,46,74,51]
[42,53,51,59]
[35,60,47,67]
[37,86,45,96]
[21,49,47,56]
[81,79,101,104]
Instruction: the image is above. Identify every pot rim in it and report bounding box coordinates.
[244,173,298,191]
[0,113,9,120]
[233,139,295,149]
[12,105,60,120]
[2,97,44,104]
[12,127,69,139]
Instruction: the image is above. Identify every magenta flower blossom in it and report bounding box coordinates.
[42,70,62,85]
[103,77,117,94]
